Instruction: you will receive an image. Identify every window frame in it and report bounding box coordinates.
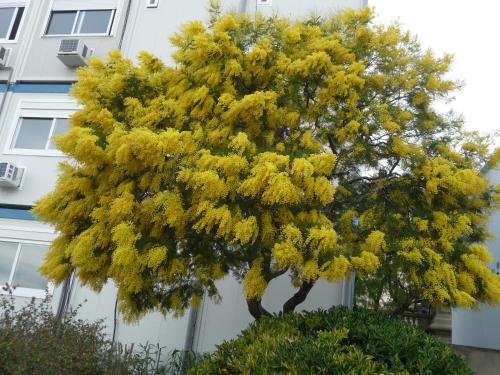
[0,4,26,43]
[44,8,116,37]
[0,238,52,299]
[4,100,78,157]
[10,115,70,155]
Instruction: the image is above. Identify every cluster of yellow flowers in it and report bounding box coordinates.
[34,7,500,319]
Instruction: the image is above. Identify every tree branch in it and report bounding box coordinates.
[247,298,272,320]
[282,281,315,314]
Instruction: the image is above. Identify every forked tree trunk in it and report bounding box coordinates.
[247,298,271,320]
[246,281,316,320]
[282,281,315,314]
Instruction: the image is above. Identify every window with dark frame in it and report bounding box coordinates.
[0,6,25,40]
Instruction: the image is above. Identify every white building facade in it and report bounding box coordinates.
[0,0,365,353]
[452,168,500,351]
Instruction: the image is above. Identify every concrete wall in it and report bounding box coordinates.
[452,168,500,350]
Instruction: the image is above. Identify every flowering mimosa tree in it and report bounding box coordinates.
[35,7,500,320]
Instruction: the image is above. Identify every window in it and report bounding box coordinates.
[0,6,25,41]
[11,117,69,151]
[45,9,115,35]
[0,240,49,297]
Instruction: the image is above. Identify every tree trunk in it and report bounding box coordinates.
[247,298,272,320]
[282,281,315,314]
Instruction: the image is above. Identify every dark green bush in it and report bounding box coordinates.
[189,307,472,375]
[0,288,177,375]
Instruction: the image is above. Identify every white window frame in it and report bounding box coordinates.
[43,8,116,37]
[10,116,69,153]
[4,99,79,157]
[0,238,53,299]
[0,0,28,43]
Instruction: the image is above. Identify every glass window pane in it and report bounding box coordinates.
[0,241,18,286]
[14,118,53,150]
[0,7,15,38]
[12,244,48,290]
[46,11,76,35]
[48,118,69,150]
[78,10,112,34]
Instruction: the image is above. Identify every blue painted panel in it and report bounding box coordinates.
[10,83,73,93]
[0,83,7,93]
[0,207,36,221]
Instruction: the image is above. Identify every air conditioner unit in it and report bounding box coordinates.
[146,0,159,7]
[0,162,24,188]
[0,46,9,69]
[57,39,90,68]
[257,0,272,6]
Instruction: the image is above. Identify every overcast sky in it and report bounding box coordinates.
[369,0,500,139]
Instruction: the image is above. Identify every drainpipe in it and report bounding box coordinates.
[239,0,248,13]
[118,0,133,50]
[0,67,13,121]
[182,1,250,360]
[181,306,199,373]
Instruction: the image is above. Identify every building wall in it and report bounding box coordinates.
[0,0,363,351]
[194,276,347,352]
[452,168,500,350]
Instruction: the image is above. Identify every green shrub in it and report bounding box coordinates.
[189,307,472,375]
[0,288,175,375]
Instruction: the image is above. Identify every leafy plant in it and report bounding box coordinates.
[0,286,182,375]
[189,307,473,375]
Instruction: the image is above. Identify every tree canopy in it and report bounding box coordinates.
[35,7,500,320]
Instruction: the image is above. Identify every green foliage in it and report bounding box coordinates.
[189,307,473,375]
[0,289,181,375]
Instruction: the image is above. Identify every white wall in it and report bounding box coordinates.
[67,282,191,350]
[452,168,500,350]
[193,275,346,352]
[122,0,364,65]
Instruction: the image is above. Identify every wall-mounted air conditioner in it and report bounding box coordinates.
[257,0,272,6]
[0,46,10,69]
[146,0,159,8]
[57,39,90,68]
[0,162,24,188]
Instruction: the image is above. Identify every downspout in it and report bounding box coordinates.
[181,306,199,373]
[0,67,13,120]
[118,0,133,51]
[107,0,133,341]
[182,1,250,360]
[56,270,75,320]
[239,0,248,13]
[54,0,133,324]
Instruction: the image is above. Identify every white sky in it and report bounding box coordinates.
[369,0,500,139]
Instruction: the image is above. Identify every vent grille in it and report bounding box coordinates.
[59,39,79,53]
[0,163,7,178]
[0,163,16,179]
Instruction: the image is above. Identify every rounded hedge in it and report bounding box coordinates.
[189,307,472,375]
